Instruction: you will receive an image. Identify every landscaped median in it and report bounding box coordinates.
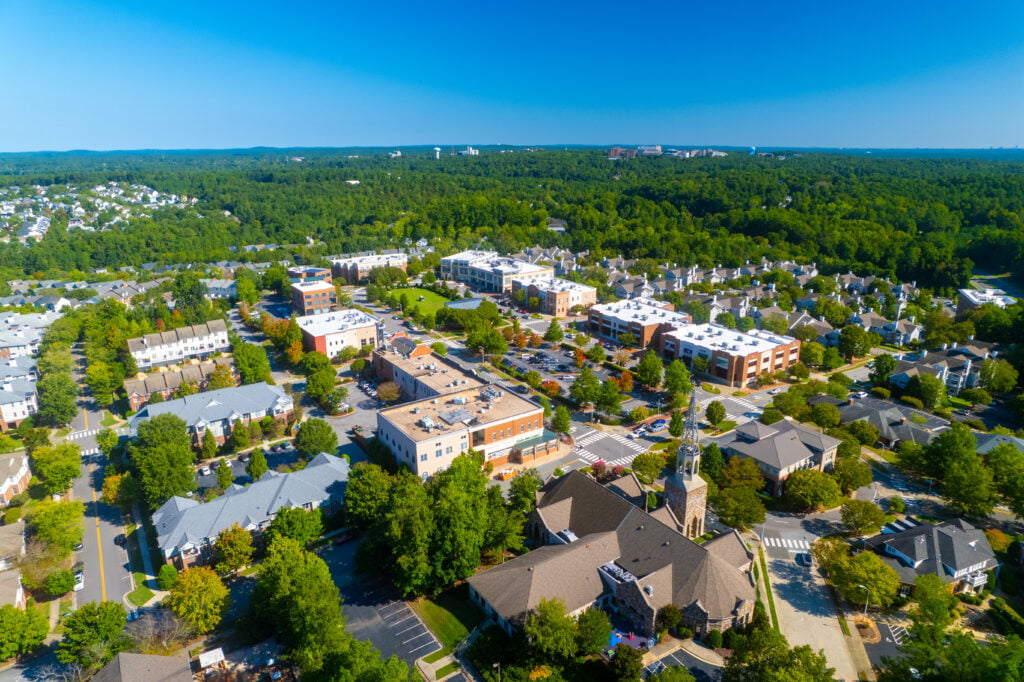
[757,547,780,631]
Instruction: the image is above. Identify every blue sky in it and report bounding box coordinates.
[1,0,1022,151]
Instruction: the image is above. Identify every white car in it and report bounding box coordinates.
[199,466,211,476]
[73,571,84,592]
[767,388,782,395]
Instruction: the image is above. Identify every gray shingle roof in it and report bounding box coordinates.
[152,453,349,556]
[128,383,291,433]
[469,472,755,626]
[865,519,998,585]
[92,652,192,682]
[720,420,840,472]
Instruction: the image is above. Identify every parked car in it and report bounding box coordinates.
[199,466,211,476]
[767,388,782,395]
[114,534,126,546]
[333,532,355,546]
[73,571,84,592]
[650,419,668,430]
[73,542,84,551]
[796,553,813,567]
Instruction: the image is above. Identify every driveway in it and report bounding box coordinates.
[766,556,859,681]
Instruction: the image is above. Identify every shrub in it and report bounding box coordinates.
[958,593,982,605]
[3,507,21,524]
[870,386,891,399]
[552,467,564,477]
[44,569,75,596]
[889,497,905,514]
[706,629,723,648]
[723,628,742,650]
[984,528,1013,553]
[899,395,924,409]
[677,626,693,639]
[157,564,180,591]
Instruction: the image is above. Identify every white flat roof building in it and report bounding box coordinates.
[297,309,382,356]
[441,251,553,292]
[589,297,691,329]
[957,288,1016,319]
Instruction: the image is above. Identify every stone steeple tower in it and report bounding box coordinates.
[664,389,707,538]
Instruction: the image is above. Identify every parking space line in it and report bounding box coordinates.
[387,614,416,627]
[403,631,432,644]
[395,623,422,635]
[408,641,437,654]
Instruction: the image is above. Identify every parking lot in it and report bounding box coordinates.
[644,648,721,681]
[318,539,441,666]
[194,441,302,488]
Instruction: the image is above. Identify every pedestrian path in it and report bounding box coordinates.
[762,536,811,550]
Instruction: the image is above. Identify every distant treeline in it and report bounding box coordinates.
[1,150,1023,294]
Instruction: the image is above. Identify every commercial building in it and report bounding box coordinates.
[956,288,1016,319]
[127,320,230,371]
[331,253,408,283]
[297,309,382,357]
[468,471,755,638]
[660,324,801,387]
[587,297,692,347]
[290,280,337,316]
[122,358,237,411]
[372,337,485,402]
[511,277,597,316]
[377,385,556,478]
[128,383,293,446]
[711,420,840,496]
[286,265,332,284]
[440,251,553,293]
[153,453,349,570]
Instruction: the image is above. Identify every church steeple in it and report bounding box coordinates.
[665,388,707,539]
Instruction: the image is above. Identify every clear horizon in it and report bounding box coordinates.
[2,0,1022,152]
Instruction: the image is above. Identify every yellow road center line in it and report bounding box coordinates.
[90,464,107,602]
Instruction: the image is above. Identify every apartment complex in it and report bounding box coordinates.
[127,320,230,371]
[377,385,555,478]
[0,452,30,506]
[128,383,294,446]
[290,280,337,316]
[297,309,382,357]
[440,250,553,293]
[372,337,485,402]
[123,358,237,411]
[660,324,801,387]
[286,266,332,284]
[587,297,692,347]
[331,253,408,283]
[153,453,349,570]
[0,380,38,432]
[511,277,597,316]
[0,312,62,360]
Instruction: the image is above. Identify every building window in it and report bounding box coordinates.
[436,449,443,458]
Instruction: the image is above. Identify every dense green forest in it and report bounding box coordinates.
[2,150,1023,295]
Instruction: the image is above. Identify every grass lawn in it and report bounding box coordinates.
[410,583,484,649]
[435,662,461,678]
[100,411,119,427]
[758,547,780,632]
[127,572,154,607]
[422,648,451,664]
[392,288,450,316]
[865,445,898,464]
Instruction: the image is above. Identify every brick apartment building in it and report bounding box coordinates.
[660,324,801,387]
[286,266,333,284]
[331,253,408,284]
[511,277,597,316]
[297,309,382,357]
[587,297,692,348]
[290,280,337,316]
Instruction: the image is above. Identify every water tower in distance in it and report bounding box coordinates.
[433,147,441,160]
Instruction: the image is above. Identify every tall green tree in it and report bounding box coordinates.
[576,608,613,656]
[636,351,663,388]
[129,413,196,508]
[508,468,544,514]
[267,507,324,547]
[28,501,84,555]
[213,524,253,574]
[784,469,842,510]
[56,601,128,669]
[294,418,338,458]
[246,447,268,480]
[215,458,234,489]
[979,357,1019,393]
[428,455,489,587]
[870,354,898,385]
[383,473,434,595]
[840,499,888,536]
[345,463,394,529]
[0,603,48,660]
[543,318,564,343]
[552,404,571,434]
[663,359,692,394]
[37,372,78,426]
[524,598,578,661]
[31,442,82,494]
[705,400,726,427]
[167,566,229,633]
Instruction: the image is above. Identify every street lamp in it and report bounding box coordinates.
[857,584,871,617]
[493,662,500,682]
